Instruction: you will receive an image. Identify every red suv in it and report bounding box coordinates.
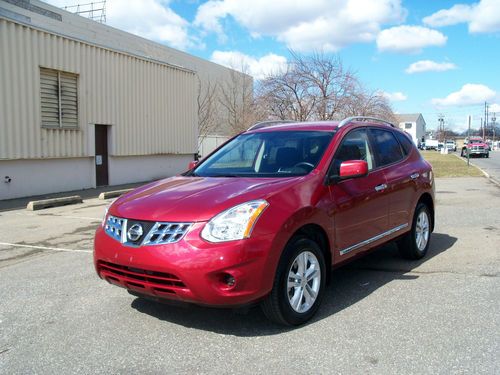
[94,117,435,325]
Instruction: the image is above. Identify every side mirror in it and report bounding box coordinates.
[339,160,368,179]
[188,160,198,170]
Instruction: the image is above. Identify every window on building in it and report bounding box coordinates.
[404,122,412,129]
[40,67,78,128]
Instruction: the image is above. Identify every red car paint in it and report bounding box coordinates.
[94,120,434,308]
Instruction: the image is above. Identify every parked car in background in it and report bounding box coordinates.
[461,137,489,158]
[94,117,435,326]
[445,140,457,152]
[424,139,439,150]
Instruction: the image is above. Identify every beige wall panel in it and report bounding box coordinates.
[0,18,197,160]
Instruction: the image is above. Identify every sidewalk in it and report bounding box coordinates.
[0,181,149,212]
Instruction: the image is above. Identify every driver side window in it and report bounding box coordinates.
[331,129,374,176]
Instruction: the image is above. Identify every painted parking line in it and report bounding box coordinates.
[13,212,101,221]
[0,242,92,253]
[59,215,101,221]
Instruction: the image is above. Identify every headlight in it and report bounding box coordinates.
[201,200,269,243]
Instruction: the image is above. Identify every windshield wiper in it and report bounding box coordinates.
[210,174,241,177]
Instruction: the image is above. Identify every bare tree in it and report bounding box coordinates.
[219,64,256,135]
[255,51,395,123]
[258,67,315,121]
[197,76,220,149]
[341,86,397,123]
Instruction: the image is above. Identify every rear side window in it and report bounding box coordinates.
[370,129,404,166]
[395,131,414,156]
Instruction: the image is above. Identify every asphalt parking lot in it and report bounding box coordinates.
[462,150,500,184]
[0,177,499,374]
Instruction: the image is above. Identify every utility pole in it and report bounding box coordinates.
[467,115,471,166]
[438,115,444,142]
[493,113,497,147]
[484,101,488,140]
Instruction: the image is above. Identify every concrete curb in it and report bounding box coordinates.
[98,189,133,200]
[27,196,83,211]
[452,153,500,188]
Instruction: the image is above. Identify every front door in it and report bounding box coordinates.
[95,125,109,186]
[327,128,389,260]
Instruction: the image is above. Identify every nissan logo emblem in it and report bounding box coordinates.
[127,224,143,242]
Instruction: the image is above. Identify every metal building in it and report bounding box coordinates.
[0,0,248,200]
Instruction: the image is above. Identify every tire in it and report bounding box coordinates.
[486,153,489,158]
[397,203,432,260]
[461,149,465,157]
[261,236,326,326]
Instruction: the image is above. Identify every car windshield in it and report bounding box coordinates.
[193,130,335,178]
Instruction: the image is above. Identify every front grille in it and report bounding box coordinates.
[98,261,186,289]
[143,223,192,245]
[105,216,126,242]
[104,215,191,246]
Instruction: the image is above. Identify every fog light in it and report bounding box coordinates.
[223,273,236,287]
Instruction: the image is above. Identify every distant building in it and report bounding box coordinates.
[395,113,426,146]
[0,0,250,200]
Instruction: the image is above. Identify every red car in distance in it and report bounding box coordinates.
[94,117,435,326]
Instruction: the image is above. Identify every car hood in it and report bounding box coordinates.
[468,142,487,147]
[110,175,303,222]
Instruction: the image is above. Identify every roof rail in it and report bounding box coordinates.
[247,120,294,131]
[338,116,395,128]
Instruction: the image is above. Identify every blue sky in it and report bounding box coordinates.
[46,0,500,131]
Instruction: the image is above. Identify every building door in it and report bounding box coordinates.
[95,125,109,186]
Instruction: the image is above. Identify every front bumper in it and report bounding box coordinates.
[93,223,276,307]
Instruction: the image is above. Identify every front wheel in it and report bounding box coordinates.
[261,236,326,326]
[397,203,432,260]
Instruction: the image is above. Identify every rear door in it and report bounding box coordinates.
[328,128,389,259]
[369,128,413,232]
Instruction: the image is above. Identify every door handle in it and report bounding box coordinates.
[375,183,387,192]
[410,173,420,180]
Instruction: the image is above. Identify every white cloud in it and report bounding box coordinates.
[47,0,195,50]
[211,51,287,79]
[380,91,407,101]
[489,104,500,113]
[376,25,447,53]
[423,4,472,27]
[423,0,500,34]
[405,60,457,74]
[195,0,407,51]
[432,84,496,107]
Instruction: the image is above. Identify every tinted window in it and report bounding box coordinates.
[395,131,414,156]
[370,129,404,166]
[330,129,374,175]
[194,131,334,177]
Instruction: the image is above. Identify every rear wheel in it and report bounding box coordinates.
[397,203,431,260]
[261,236,326,326]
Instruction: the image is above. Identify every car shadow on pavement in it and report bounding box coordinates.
[130,232,457,336]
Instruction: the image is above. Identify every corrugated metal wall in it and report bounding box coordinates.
[0,18,197,159]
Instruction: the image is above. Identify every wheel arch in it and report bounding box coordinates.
[293,223,332,285]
